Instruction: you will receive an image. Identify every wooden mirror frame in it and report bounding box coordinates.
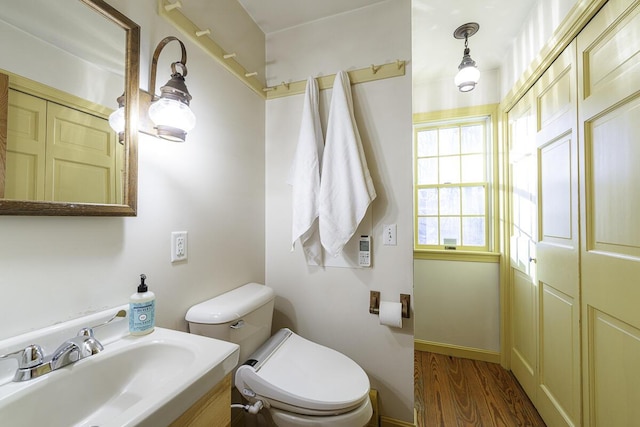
[0,0,140,216]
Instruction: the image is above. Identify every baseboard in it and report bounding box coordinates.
[415,339,501,364]
[368,389,379,427]
[380,416,417,427]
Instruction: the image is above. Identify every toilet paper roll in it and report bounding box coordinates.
[379,301,403,328]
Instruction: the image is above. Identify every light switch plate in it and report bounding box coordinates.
[171,231,188,262]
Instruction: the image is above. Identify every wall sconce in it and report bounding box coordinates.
[453,22,480,93]
[109,36,196,143]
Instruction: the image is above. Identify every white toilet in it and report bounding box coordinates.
[185,282,373,427]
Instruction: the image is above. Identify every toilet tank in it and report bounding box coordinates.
[185,283,275,363]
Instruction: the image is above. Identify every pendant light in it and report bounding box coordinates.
[453,22,480,92]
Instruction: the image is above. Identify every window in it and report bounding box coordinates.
[414,113,494,252]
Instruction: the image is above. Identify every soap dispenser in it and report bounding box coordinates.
[129,274,155,335]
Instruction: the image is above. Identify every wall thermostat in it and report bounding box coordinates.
[359,235,371,267]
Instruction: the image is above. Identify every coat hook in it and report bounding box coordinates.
[195,29,211,37]
[245,72,258,78]
[263,86,276,92]
[396,59,404,70]
[223,53,237,59]
[281,81,290,90]
[371,64,381,74]
[164,1,182,11]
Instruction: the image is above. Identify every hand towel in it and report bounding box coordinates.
[319,71,376,257]
[287,77,324,265]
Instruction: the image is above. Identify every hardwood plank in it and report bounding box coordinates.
[415,351,545,427]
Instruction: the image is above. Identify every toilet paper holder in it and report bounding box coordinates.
[369,291,410,318]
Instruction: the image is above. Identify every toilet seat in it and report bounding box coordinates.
[235,328,370,416]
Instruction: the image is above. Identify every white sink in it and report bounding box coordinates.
[0,306,239,427]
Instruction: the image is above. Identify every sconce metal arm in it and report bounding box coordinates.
[149,36,188,97]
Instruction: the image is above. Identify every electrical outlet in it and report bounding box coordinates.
[383,224,397,246]
[171,231,188,262]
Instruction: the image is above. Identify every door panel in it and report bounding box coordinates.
[589,308,640,426]
[508,90,538,401]
[535,41,581,427]
[578,0,640,425]
[5,90,46,200]
[46,102,116,204]
[540,284,577,419]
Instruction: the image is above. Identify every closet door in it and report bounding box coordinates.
[507,90,539,400]
[5,89,47,200]
[45,102,117,204]
[534,41,581,427]
[577,0,640,425]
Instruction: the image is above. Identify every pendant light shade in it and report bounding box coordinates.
[453,23,480,92]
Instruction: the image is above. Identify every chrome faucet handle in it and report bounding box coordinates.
[77,327,95,338]
[0,344,44,369]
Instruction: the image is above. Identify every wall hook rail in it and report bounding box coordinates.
[264,60,406,99]
[159,0,406,100]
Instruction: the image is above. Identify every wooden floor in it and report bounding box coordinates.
[415,351,546,427]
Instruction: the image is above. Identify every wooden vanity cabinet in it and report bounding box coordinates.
[169,373,232,427]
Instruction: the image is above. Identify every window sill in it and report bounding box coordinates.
[413,250,501,263]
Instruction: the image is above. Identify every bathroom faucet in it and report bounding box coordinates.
[0,328,105,381]
[0,309,124,382]
[49,328,104,371]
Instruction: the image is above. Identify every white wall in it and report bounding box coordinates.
[414,260,500,351]
[0,0,265,339]
[0,19,122,108]
[264,0,414,422]
[500,0,578,97]
[412,68,501,114]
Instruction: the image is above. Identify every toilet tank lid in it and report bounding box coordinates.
[186,283,275,324]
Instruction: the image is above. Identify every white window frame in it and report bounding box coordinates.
[413,105,499,256]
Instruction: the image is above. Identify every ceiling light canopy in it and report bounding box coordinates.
[453,22,480,93]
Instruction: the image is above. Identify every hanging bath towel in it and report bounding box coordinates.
[319,71,376,257]
[287,77,324,265]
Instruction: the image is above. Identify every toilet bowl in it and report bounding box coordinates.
[186,283,373,426]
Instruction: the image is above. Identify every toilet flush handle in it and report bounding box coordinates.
[230,320,245,329]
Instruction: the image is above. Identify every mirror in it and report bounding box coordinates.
[0,0,140,216]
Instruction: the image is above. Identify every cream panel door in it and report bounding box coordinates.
[5,89,46,200]
[578,0,640,425]
[46,102,116,204]
[534,41,581,427]
[508,90,539,400]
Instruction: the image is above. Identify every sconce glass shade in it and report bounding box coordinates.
[108,93,126,143]
[148,71,196,143]
[149,97,196,142]
[108,106,125,134]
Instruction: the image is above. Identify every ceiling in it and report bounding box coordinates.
[237,0,537,83]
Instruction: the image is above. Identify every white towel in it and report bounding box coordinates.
[287,77,324,265]
[319,71,376,257]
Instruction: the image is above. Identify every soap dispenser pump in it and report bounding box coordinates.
[129,274,155,335]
